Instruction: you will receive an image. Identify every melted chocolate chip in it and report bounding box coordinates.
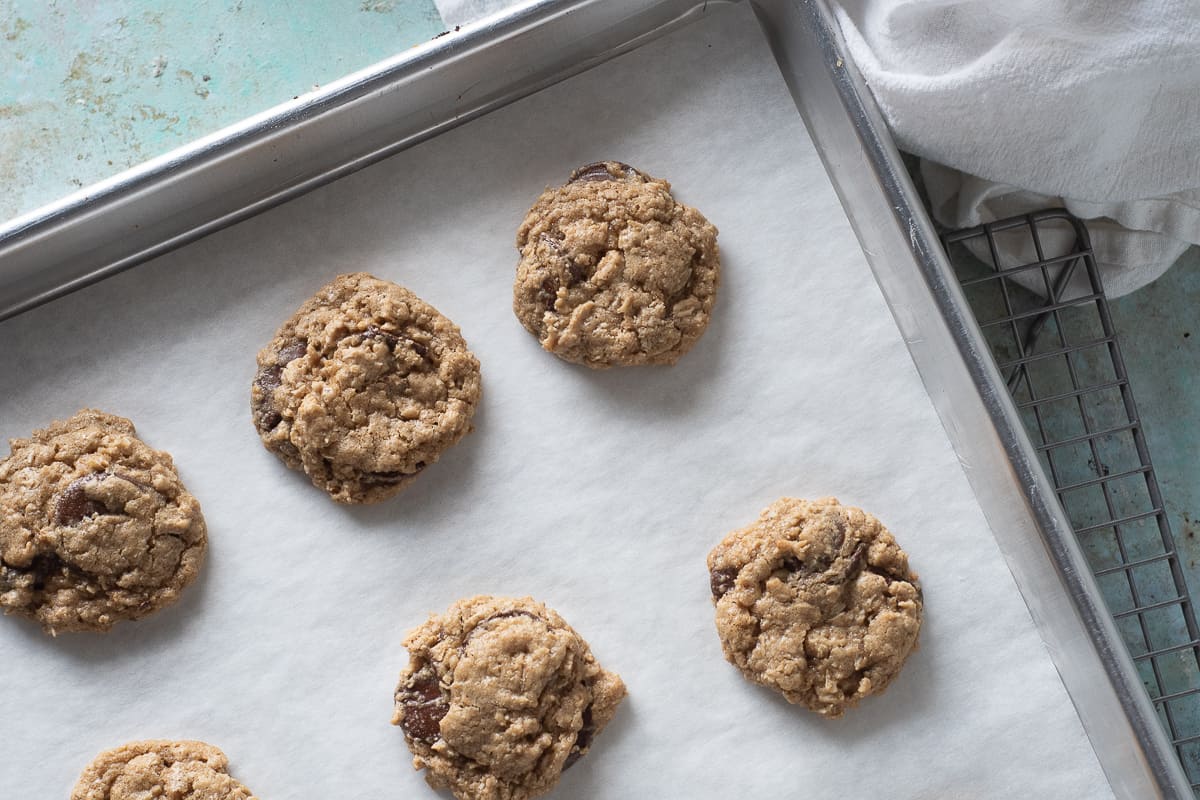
[0,558,43,591]
[276,340,308,365]
[253,364,283,395]
[564,705,595,769]
[362,326,400,348]
[537,228,591,286]
[28,554,64,591]
[709,566,737,600]
[254,339,308,430]
[53,474,112,525]
[355,327,430,361]
[255,340,308,392]
[567,261,588,285]
[363,462,425,487]
[568,161,638,183]
[364,471,407,485]
[780,540,854,578]
[398,668,449,744]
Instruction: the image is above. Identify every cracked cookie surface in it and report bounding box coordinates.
[392,595,626,800]
[513,161,720,367]
[251,272,481,504]
[707,497,922,717]
[0,410,206,634]
[71,740,256,800]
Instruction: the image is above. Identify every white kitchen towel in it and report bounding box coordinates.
[833,0,1200,296]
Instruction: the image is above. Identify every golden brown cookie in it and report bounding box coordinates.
[512,161,720,367]
[71,740,257,800]
[251,273,482,504]
[0,410,207,634]
[393,595,626,800]
[707,497,922,717]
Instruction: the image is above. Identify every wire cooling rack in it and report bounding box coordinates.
[941,209,1200,791]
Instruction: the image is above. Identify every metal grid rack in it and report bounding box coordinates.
[942,209,1200,791]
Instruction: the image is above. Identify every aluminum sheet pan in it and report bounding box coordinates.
[0,0,1184,797]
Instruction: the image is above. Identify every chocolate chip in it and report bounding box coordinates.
[847,542,868,573]
[568,161,637,183]
[567,261,588,285]
[363,470,414,486]
[256,339,308,389]
[0,556,64,594]
[364,471,406,485]
[53,474,111,526]
[253,364,283,394]
[277,340,308,365]
[28,554,64,591]
[362,326,400,348]
[398,668,449,744]
[564,705,595,769]
[777,551,836,581]
[710,566,737,599]
[254,339,307,430]
[830,519,847,552]
[363,462,425,486]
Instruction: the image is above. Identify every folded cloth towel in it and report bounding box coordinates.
[832,0,1200,296]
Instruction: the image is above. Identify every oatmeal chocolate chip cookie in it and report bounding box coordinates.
[251,273,481,504]
[707,497,922,718]
[0,410,207,635]
[71,740,257,800]
[512,161,720,368]
[392,595,626,800]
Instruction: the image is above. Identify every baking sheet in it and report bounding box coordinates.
[0,5,1113,797]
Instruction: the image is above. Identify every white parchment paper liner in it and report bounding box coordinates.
[0,6,1111,797]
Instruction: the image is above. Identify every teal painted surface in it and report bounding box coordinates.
[1108,251,1200,769]
[951,237,1200,775]
[0,0,444,221]
[1109,250,1200,598]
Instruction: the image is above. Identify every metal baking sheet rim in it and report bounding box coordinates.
[0,0,1186,796]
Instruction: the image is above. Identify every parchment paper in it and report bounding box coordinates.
[0,5,1114,797]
